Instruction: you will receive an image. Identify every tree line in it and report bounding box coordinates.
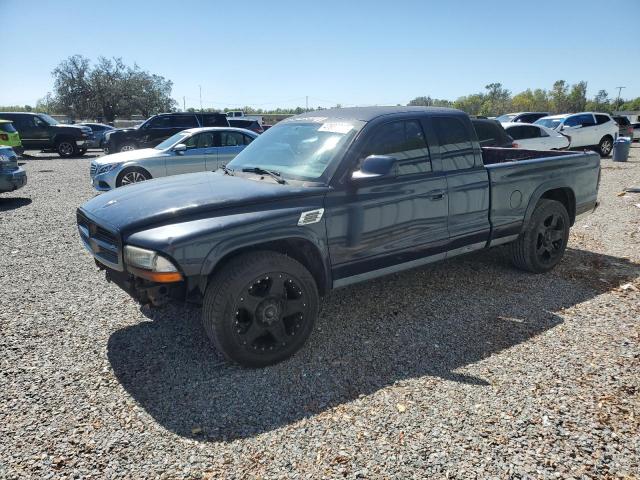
[407,81,640,116]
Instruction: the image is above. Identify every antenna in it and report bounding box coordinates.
[615,86,625,112]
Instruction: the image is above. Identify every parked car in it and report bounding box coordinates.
[612,115,634,139]
[0,119,24,155]
[104,113,230,154]
[632,123,640,142]
[471,118,514,147]
[0,112,93,157]
[91,127,257,190]
[495,112,550,124]
[228,119,264,134]
[0,146,26,193]
[78,123,115,148]
[77,106,600,367]
[502,122,570,150]
[535,112,618,156]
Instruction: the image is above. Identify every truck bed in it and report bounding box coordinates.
[483,148,600,245]
[482,147,575,165]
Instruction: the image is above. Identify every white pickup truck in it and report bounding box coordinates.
[226,111,263,126]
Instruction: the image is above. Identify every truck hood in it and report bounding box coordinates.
[80,171,327,232]
[93,148,163,165]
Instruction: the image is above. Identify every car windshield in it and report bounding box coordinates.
[38,114,59,125]
[496,114,516,123]
[227,118,364,182]
[535,118,563,129]
[155,132,190,150]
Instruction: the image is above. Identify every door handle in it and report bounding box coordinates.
[428,191,446,200]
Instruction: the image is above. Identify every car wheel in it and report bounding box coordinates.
[510,199,570,273]
[119,143,137,152]
[56,139,78,158]
[598,136,613,157]
[116,167,151,187]
[202,251,319,367]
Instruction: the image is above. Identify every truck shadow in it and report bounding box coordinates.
[107,247,640,442]
[0,197,32,211]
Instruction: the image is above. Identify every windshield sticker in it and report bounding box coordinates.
[318,122,353,134]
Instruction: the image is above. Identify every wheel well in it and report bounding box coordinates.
[54,135,74,145]
[540,188,576,224]
[117,166,152,182]
[209,238,329,296]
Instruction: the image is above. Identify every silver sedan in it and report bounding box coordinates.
[89,127,257,191]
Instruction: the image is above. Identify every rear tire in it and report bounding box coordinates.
[510,199,570,273]
[598,135,613,157]
[202,251,319,367]
[56,139,78,158]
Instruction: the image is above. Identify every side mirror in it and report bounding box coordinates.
[173,143,187,153]
[351,155,398,182]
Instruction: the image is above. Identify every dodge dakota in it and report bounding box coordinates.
[77,106,600,367]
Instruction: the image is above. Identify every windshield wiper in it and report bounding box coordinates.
[221,164,234,176]
[241,167,286,184]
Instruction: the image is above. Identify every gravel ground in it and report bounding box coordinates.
[1,147,639,479]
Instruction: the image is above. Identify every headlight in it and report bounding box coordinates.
[96,163,120,175]
[124,245,183,283]
[0,154,9,163]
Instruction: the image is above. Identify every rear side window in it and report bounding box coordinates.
[170,115,198,128]
[0,123,17,133]
[565,114,595,127]
[362,120,431,175]
[506,125,543,139]
[433,116,475,170]
[201,114,228,127]
[243,134,254,145]
[218,130,246,147]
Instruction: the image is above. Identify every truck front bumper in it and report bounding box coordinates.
[0,167,27,192]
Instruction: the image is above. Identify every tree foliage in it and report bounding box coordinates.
[46,55,177,121]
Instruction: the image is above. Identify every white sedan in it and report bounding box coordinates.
[501,122,570,150]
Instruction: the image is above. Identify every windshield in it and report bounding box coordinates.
[154,132,190,150]
[495,114,516,123]
[38,114,59,125]
[227,118,364,182]
[534,118,563,129]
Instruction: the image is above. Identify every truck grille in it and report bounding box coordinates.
[76,210,123,271]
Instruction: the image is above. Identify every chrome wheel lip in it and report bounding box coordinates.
[601,139,612,155]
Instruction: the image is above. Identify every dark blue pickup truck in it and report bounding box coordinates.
[77,107,600,367]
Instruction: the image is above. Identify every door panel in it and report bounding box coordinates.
[166,149,206,175]
[326,174,449,279]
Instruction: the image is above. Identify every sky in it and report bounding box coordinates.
[2,0,638,110]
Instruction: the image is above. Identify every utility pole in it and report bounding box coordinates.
[306,96,308,112]
[183,96,186,112]
[199,85,203,112]
[615,86,625,113]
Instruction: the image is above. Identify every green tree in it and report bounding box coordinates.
[549,80,570,113]
[480,83,512,116]
[50,55,177,121]
[453,93,485,115]
[567,81,587,112]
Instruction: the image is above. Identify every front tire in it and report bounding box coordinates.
[598,135,613,157]
[202,251,319,367]
[56,139,78,158]
[116,167,150,187]
[510,199,570,273]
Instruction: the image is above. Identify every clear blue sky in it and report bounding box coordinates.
[2,0,638,110]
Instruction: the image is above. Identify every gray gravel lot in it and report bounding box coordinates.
[1,147,639,479]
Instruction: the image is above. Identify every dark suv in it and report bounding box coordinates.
[0,112,93,158]
[471,118,515,148]
[104,113,229,153]
[612,115,633,138]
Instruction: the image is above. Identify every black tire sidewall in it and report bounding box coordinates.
[203,252,319,367]
[521,200,570,273]
[599,136,613,157]
[56,139,77,158]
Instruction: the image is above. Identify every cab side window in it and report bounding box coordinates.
[361,120,431,175]
[432,116,475,170]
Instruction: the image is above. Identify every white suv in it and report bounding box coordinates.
[535,112,618,156]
